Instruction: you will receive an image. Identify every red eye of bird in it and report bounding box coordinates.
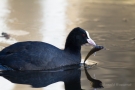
[82,34,85,37]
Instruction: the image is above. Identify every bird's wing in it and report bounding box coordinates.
[0,41,62,70]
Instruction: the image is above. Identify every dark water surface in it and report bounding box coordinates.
[0,0,135,90]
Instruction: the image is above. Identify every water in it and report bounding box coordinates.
[0,0,135,90]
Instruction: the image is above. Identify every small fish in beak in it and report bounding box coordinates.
[84,45,104,63]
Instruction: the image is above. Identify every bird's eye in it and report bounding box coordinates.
[82,34,85,37]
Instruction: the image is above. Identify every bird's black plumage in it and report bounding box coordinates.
[0,27,94,70]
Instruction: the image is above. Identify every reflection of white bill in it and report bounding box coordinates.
[81,59,98,65]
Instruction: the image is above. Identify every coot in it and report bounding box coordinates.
[0,27,96,70]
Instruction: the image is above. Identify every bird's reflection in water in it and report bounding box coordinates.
[0,66,81,90]
[0,65,103,90]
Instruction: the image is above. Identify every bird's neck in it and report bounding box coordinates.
[64,43,81,54]
[64,31,81,54]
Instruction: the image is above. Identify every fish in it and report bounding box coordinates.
[84,45,104,63]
